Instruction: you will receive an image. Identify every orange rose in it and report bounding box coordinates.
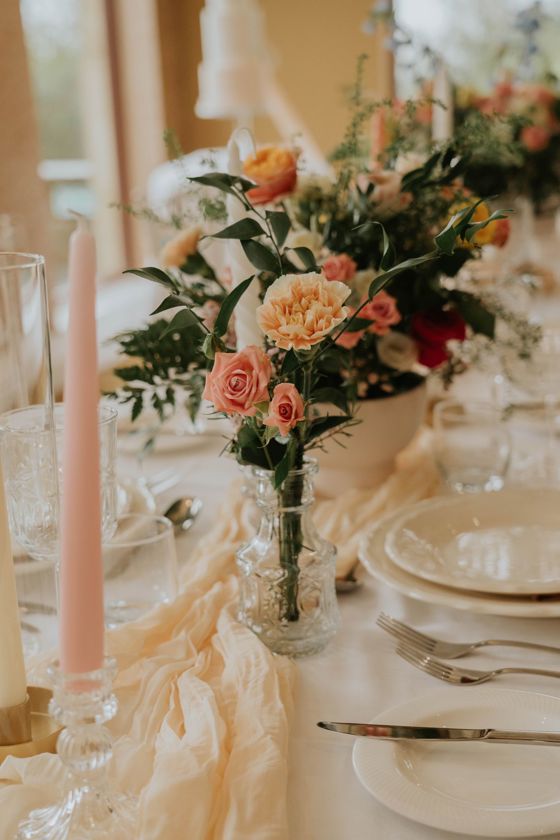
[243,146,298,205]
[450,200,508,248]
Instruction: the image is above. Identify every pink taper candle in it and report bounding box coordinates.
[59,217,104,674]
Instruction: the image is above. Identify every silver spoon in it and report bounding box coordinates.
[164,497,203,533]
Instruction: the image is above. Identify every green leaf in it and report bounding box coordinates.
[189,172,255,195]
[464,210,508,242]
[281,349,299,375]
[344,316,372,332]
[368,252,439,298]
[180,252,216,280]
[131,395,143,423]
[214,275,255,337]
[124,266,178,291]
[400,149,441,190]
[266,210,291,248]
[454,293,496,338]
[310,388,349,412]
[307,415,353,442]
[435,199,486,255]
[241,240,281,274]
[372,221,396,271]
[289,247,318,271]
[211,218,265,239]
[150,295,187,316]
[162,308,204,338]
[273,443,295,489]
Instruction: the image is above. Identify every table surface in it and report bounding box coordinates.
[19,396,560,840]
[117,426,560,840]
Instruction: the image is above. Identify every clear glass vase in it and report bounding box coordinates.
[236,459,339,657]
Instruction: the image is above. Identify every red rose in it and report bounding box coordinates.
[411,308,466,368]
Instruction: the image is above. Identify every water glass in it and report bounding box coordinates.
[0,403,118,559]
[0,252,53,413]
[103,514,178,626]
[433,400,511,493]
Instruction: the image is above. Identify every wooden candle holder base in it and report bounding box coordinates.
[0,687,61,760]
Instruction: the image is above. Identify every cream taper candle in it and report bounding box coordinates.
[0,463,27,708]
[59,217,104,674]
[226,130,263,349]
[432,60,454,143]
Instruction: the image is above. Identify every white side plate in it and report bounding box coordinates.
[359,507,560,617]
[384,488,560,596]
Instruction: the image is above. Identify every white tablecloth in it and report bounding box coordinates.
[110,429,560,840]
[14,420,560,840]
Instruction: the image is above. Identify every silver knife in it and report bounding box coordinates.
[317,722,560,745]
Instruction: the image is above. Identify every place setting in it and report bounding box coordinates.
[5,1,560,838]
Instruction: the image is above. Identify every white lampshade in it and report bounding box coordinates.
[195,0,275,120]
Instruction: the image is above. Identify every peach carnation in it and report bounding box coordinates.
[257,272,350,351]
[243,146,298,205]
[202,346,271,417]
[160,226,201,267]
[263,383,305,437]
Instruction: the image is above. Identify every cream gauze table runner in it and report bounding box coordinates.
[0,431,437,840]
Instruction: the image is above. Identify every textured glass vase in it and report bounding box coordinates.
[236,460,339,657]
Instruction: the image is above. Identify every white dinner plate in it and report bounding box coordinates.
[353,687,560,837]
[359,506,560,617]
[384,488,560,596]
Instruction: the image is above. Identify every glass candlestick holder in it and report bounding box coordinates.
[16,659,139,839]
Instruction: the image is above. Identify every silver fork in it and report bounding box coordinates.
[377,613,560,659]
[396,642,560,685]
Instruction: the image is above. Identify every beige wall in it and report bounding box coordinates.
[158,0,393,157]
[0,0,50,260]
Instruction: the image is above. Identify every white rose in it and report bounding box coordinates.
[352,269,376,299]
[377,331,418,371]
[286,228,323,253]
[394,152,427,175]
[285,228,323,269]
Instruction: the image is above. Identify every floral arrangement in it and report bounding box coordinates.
[455,78,560,212]
[112,162,508,627]
[112,62,538,449]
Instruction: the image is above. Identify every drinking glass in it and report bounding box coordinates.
[433,400,511,493]
[502,328,560,482]
[0,403,118,559]
[103,514,178,626]
[0,252,54,413]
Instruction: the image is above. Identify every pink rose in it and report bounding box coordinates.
[521,124,551,152]
[263,383,305,437]
[322,253,357,282]
[203,346,272,416]
[336,309,365,349]
[360,290,401,336]
[336,328,364,349]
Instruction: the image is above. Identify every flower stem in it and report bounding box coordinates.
[277,361,312,623]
